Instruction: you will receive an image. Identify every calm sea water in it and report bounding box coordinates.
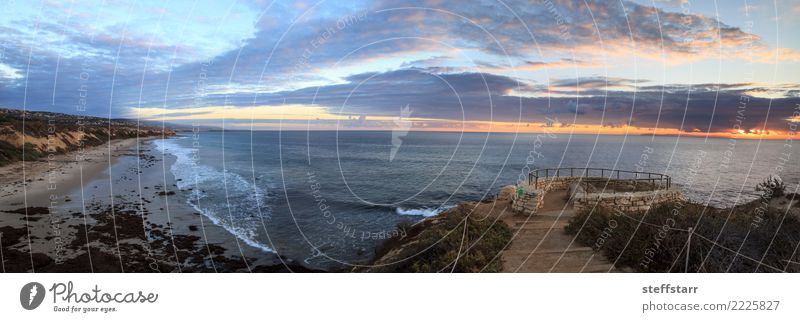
[154,131,799,269]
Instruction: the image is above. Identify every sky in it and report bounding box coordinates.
[1,0,799,138]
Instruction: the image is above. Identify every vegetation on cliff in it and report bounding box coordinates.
[0,108,173,165]
[357,204,512,272]
[565,178,800,272]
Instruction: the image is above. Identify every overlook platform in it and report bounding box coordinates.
[513,168,681,214]
[500,168,681,272]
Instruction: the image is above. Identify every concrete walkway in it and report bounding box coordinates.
[502,190,618,272]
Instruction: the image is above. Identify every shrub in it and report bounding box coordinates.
[756,175,785,199]
[0,142,42,165]
[366,205,512,272]
[565,201,800,272]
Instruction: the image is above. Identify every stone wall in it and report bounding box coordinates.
[512,176,682,214]
[531,176,583,191]
[571,184,682,212]
[510,187,538,213]
[512,177,582,213]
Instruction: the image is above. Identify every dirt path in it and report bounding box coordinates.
[501,189,618,272]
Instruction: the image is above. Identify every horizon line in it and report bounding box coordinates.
[179,128,791,141]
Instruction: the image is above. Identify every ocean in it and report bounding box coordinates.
[154,131,799,270]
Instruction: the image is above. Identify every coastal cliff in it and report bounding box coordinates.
[361,180,800,273]
[355,187,516,272]
[0,108,174,166]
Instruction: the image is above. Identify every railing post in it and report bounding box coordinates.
[685,227,692,272]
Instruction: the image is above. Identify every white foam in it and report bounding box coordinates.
[153,138,275,254]
[395,205,454,217]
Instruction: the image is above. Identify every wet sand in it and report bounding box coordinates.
[0,137,318,272]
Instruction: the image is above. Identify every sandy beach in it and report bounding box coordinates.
[0,137,315,272]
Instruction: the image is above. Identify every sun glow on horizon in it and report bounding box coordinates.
[132,105,796,140]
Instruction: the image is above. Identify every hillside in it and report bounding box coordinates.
[356,188,516,272]
[362,181,800,273]
[0,108,174,166]
[565,192,800,272]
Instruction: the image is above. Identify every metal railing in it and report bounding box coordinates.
[528,167,671,190]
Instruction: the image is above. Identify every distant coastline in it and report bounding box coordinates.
[0,108,316,272]
[0,107,176,166]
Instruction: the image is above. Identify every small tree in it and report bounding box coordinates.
[756,175,785,199]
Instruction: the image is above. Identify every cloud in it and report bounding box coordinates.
[654,0,690,7]
[517,58,601,71]
[190,68,797,135]
[549,76,645,91]
[0,0,797,138]
[0,63,23,82]
[245,68,531,122]
[451,0,800,64]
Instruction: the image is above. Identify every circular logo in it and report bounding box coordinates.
[19,282,45,310]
